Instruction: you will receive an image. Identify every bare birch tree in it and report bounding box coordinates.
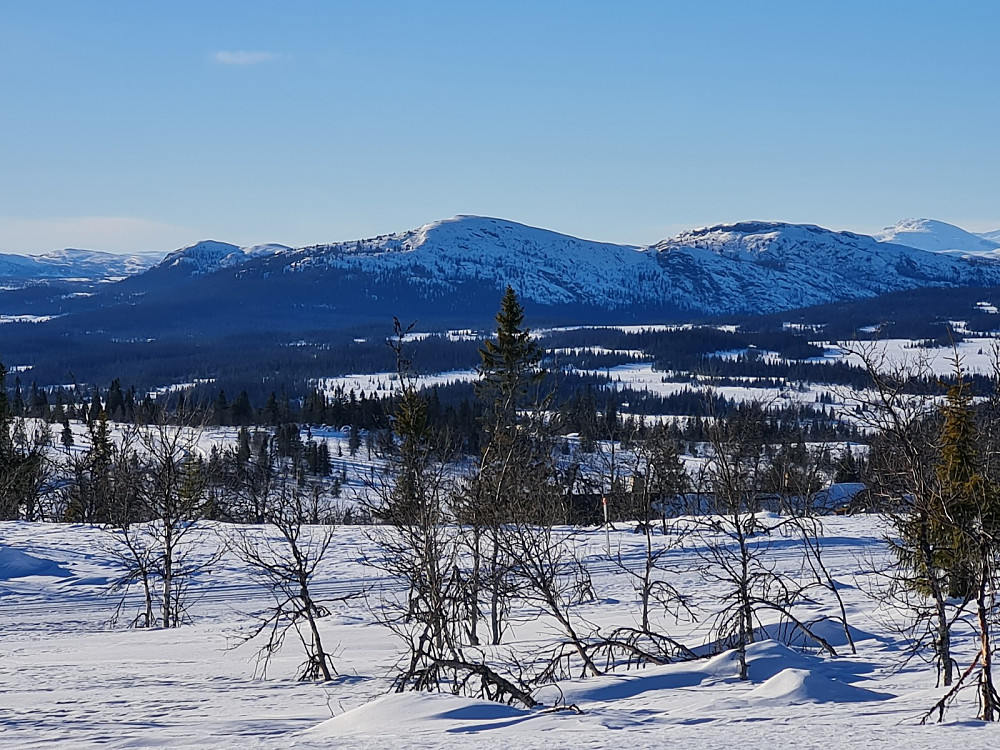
[232,481,355,681]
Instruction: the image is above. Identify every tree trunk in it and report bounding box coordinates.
[468,526,481,646]
[641,526,653,633]
[306,610,333,681]
[978,562,997,721]
[490,534,503,645]
[162,527,173,628]
[938,594,953,687]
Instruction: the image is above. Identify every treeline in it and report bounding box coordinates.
[0,409,351,526]
[731,283,1000,341]
[0,325,484,398]
[4,360,869,467]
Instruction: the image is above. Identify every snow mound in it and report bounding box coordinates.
[305,692,536,737]
[701,639,817,681]
[556,661,714,705]
[747,667,891,704]
[0,545,72,579]
[754,618,878,651]
[702,639,873,680]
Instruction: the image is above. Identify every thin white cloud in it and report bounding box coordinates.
[213,50,279,66]
[0,216,205,255]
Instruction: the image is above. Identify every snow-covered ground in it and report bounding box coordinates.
[3,517,998,748]
[579,362,848,411]
[817,337,1000,376]
[0,314,61,324]
[314,370,479,400]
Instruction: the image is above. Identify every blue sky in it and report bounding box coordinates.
[2,1,998,253]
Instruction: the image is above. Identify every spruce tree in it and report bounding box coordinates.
[213,390,230,426]
[106,378,125,420]
[935,377,987,599]
[465,288,559,644]
[231,390,254,426]
[12,377,24,417]
[474,286,552,522]
[0,361,48,520]
[930,373,1000,718]
[477,286,543,424]
[88,388,102,424]
[263,392,280,426]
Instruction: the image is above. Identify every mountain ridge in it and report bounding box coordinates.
[6,215,1000,334]
[122,216,1000,323]
[6,215,1000,390]
[0,247,165,281]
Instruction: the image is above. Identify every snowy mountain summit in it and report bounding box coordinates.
[648,220,1000,314]
[161,240,289,275]
[875,218,1000,257]
[21,215,1000,338]
[279,216,652,309]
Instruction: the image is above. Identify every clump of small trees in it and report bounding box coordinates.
[0,362,51,522]
[367,289,854,707]
[854,345,1000,722]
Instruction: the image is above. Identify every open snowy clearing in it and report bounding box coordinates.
[314,370,479,401]
[581,362,851,412]
[816,337,1000,376]
[3,517,999,748]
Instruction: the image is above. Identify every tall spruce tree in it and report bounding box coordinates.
[477,286,543,428]
[473,285,555,524]
[463,287,562,645]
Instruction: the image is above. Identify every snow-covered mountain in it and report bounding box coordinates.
[980,229,1000,244]
[7,215,1000,389]
[0,248,165,282]
[650,221,1000,314]
[267,216,653,309]
[160,240,289,275]
[10,216,1000,344]
[127,216,1000,323]
[875,218,1000,257]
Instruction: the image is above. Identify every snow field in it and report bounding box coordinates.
[3,516,1000,748]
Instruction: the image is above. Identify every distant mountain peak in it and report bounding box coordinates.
[0,246,164,282]
[655,221,886,259]
[160,240,286,275]
[875,218,1000,256]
